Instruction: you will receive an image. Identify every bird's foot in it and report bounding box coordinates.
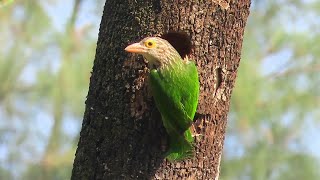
[192,133,203,138]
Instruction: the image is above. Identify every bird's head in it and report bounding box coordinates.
[125,37,181,68]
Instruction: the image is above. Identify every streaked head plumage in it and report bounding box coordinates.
[125,37,180,68]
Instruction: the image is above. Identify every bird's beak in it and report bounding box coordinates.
[125,43,146,54]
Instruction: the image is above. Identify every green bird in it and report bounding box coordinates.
[125,36,199,161]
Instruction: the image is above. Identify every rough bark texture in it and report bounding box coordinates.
[72,0,250,179]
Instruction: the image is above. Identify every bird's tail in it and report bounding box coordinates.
[165,129,194,161]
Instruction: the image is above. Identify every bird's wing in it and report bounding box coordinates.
[149,63,198,135]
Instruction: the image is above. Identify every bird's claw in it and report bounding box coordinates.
[192,133,203,138]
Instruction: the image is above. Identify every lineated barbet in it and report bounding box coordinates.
[125,35,199,161]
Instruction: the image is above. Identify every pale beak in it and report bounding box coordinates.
[125,43,146,54]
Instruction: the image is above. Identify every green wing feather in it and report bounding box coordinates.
[149,60,199,161]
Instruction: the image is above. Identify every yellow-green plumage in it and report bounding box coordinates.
[125,37,199,161]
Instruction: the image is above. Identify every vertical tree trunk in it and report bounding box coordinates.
[72,0,250,179]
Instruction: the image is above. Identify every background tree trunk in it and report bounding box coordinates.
[72,0,250,179]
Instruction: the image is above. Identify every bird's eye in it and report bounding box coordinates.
[144,39,156,48]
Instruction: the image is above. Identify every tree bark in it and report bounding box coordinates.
[72,0,250,179]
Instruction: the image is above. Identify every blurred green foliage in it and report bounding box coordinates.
[0,0,319,179]
[0,0,104,179]
[221,0,320,179]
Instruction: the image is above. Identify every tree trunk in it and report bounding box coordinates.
[72,0,250,179]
